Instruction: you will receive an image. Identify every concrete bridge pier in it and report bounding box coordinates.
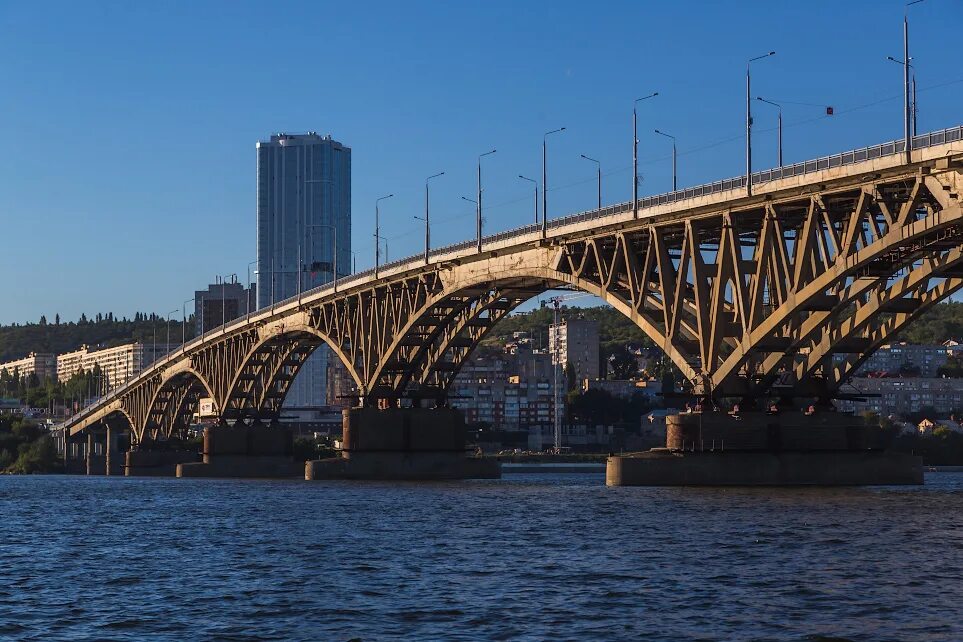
[175,423,301,478]
[305,407,500,481]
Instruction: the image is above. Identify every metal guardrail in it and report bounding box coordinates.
[62,124,963,427]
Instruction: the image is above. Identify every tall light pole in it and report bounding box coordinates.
[245,259,257,318]
[218,273,236,327]
[653,129,678,190]
[423,171,444,263]
[477,149,496,252]
[165,309,177,354]
[887,55,918,139]
[542,128,565,238]
[182,298,194,347]
[633,92,658,218]
[754,98,782,167]
[518,175,538,225]
[746,51,776,196]
[375,194,393,278]
[579,154,601,209]
[902,0,926,160]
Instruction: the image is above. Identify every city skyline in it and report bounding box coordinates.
[2,1,962,324]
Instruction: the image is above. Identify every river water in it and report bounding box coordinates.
[1,472,961,641]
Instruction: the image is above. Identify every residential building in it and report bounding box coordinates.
[549,317,600,381]
[848,342,949,377]
[56,343,174,392]
[195,277,255,335]
[837,376,963,416]
[256,132,351,409]
[0,353,57,382]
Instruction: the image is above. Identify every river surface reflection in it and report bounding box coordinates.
[1,472,961,641]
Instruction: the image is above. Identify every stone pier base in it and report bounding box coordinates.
[178,455,302,479]
[174,424,299,479]
[306,407,500,481]
[607,450,923,486]
[126,450,200,477]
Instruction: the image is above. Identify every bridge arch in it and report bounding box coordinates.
[141,367,216,443]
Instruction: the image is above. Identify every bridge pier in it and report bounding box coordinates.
[305,407,500,481]
[607,411,922,486]
[175,424,301,479]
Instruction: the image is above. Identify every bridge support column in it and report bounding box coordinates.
[84,430,107,476]
[175,424,300,479]
[607,411,923,486]
[305,407,500,481]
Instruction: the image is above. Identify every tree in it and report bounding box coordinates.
[608,347,637,379]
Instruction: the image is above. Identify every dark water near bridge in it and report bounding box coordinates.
[1,473,962,641]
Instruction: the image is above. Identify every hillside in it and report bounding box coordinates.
[0,313,194,363]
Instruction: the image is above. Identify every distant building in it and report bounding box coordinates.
[0,353,56,382]
[582,378,662,401]
[837,376,963,416]
[194,277,255,335]
[549,317,600,381]
[256,132,351,410]
[847,342,949,377]
[56,343,174,392]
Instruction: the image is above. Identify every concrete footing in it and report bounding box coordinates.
[306,453,499,480]
[607,449,923,486]
[126,450,200,477]
[306,406,500,481]
[178,456,302,479]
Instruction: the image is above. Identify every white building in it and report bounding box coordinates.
[56,343,174,392]
[549,317,600,381]
[0,352,57,382]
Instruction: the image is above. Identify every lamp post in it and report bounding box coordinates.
[887,55,918,139]
[746,51,776,196]
[246,259,256,318]
[423,171,445,263]
[633,92,658,217]
[477,149,496,252]
[182,298,194,347]
[375,194,393,278]
[901,0,926,159]
[579,154,601,209]
[653,130,678,190]
[165,309,177,355]
[754,98,782,167]
[518,175,538,225]
[542,128,565,238]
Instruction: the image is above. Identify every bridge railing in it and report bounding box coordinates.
[63,124,963,428]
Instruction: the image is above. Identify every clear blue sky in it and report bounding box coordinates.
[1,0,960,324]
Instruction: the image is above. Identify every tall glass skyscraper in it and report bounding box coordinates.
[256,132,351,411]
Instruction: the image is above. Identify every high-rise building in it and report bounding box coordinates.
[549,318,600,381]
[0,353,57,383]
[56,343,174,392]
[256,132,351,410]
[194,277,255,336]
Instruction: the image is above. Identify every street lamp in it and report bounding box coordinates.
[182,298,194,348]
[423,171,445,263]
[518,175,538,225]
[375,194,393,278]
[754,98,782,167]
[746,51,776,196]
[579,154,601,210]
[542,127,565,238]
[902,0,925,158]
[477,149,496,253]
[653,130,678,190]
[887,56,917,137]
[633,92,658,217]
[165,309,178,354]
[246,259,257,317]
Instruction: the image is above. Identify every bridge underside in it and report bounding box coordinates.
[64,151,963,444]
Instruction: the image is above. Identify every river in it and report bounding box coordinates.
[1,472,961,641]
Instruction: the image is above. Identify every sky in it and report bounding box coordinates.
[1,0,961,325]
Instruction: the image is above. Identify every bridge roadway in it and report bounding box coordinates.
[63,126,963,445]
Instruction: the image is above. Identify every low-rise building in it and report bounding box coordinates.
[837,376,963,416]
[846,342,949,377]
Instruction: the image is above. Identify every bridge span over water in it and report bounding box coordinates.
[63,127,963,446]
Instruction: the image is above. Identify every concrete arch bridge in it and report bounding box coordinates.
[62,127,963,448]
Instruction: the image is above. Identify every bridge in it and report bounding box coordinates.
[62,126,963,450]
